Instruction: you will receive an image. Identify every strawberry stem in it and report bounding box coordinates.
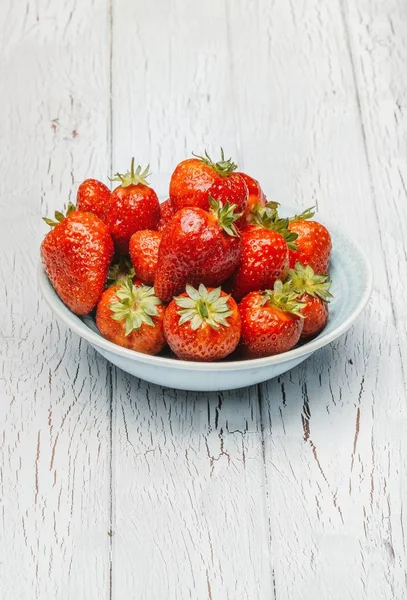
[42,201,76,227]
[286,261,333,302]
[192,148,238,176]
[289,206,315,221]
[109,278,162,336]
[252,203,298,250]
[175,284,233,331]
[260,280,305,317]
[110,158,151,187]
[208,196,242,237]
[106,255,135,288]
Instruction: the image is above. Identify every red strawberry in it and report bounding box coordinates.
[105,159,160,254]
[129,230,161,285]
[237,172,267,223]
[288,208,332,274]
[154,198,242,303]
[164,284,241,361]
[286,261,332,339]
[169,149,248,220]
[228,203,297,301]
[300,296,328,340]
[239,281,305,358]
[96,279,166,354]
[158,198,177,231]
[41,204,114,315]
[76,178,111,222]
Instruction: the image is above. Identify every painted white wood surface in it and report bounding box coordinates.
[0,1,112,599]
[1,1,406,600]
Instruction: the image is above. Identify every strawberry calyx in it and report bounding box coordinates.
[106,256,135,288]
[42,201,76,227]
[260,280,305,317]
[175,284,233,331]
[192,148,238,177]
[109,278,161,336]
[110,158,151,187]
[287,261,333,302]
[209,196,242,237]
[252,202,298,250]
[289,206,315,222]
[246,199,279,224]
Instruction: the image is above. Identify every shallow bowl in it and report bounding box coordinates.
[38,207,372,391]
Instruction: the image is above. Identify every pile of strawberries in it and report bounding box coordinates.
[41,150,333,362]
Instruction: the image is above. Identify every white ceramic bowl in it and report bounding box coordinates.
[38,209,372,391]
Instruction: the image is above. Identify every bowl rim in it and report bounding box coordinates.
[38,217,373,372]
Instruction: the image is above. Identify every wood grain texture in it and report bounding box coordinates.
[112,378,272,599]
[1,0,406,598]
[111,0,243,194]
[0,0,112,598]
[227,0,407,598]
[344,0,407,369]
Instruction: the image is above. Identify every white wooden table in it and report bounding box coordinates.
[1,0,406,598]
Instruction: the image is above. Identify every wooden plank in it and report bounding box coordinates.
[227,1,407,598]
[344,0,407,369]
[110,0,243,194]
[110,1,271,597]
[112,378,271,599]
[343,0,407,595]
[0,1,112,598]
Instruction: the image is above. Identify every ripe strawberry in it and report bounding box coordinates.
[158,198,177,231]
[154,198,242,303]
[41,204,114,315]
[239,281,304,358]
[286,261,332,339]
[96,278,166,354]
[164,284,241,361]
[129,230,161,285]
[76,178,111,222]
[237,172,267,223]
[105,159,160,254]
[288,207,332,274]
[228,203,297,301]
[169,149,248,219]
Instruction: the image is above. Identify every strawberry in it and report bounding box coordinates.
[158,198,177,231]
[286,261,332,339]
[129,230,161,285]
[76,178,111,222]
[239,281,305,358]
[105,159,160,254]
[164,284,241,361]
[288,207,332,274]
[300,296,328,341]
[169,149,248,219]
[41,203,114,315]
[96,278,166,354]
[154,198,242,303]
[228,202,297,301]
[237,172,267,224]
